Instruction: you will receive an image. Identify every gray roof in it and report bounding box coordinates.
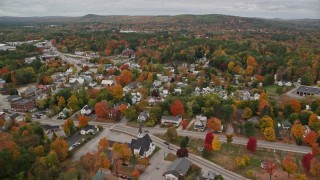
[164,158,192,177]
[10,113,21,120]
[23,87,37,94]
[161,116,180,122]
[296,86,320,95]
[7,95,21,101]
[139,110,149,119]
[11,98,34,105]
[41,124,60,131]
[202,170,216,180]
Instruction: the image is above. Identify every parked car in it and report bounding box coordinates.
[164,141,169,145]
[168,146,174,150]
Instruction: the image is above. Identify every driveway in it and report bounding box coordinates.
[72,127,133,160]
[139,148,170,180]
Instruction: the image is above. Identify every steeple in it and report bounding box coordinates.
[138,124,143,138]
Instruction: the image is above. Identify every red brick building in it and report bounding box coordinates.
[11,99,36,112]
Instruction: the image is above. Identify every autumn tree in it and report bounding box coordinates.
[67,95,79,111]
[58,96,66,109]
[165,127,178,142]
[302,153,313,172]
[132,169,140,178]
[246,138,257,153]
[94,152,111,170]
[181,119,189,130]
[51,137,68,161]
[95,101,109,118]
[207,117,222,132]
[212,135,221,151]
[242,107,253,119]
[265,161,278,180]
[309,157,320,177]
[282,155,297,178]
[176,148,189,158]
[78,115,88,128]
[110,84,123,100]
[290,100,301,113]
[291,122,306,139]
[98,137,110,153]
[226,134,233,150]
[259,116,274,133]
[80,152,96,172]
[204,132,214,145]
[170,99,185,116]
[125,106,138,121]
[303,131,318,145]
[309,114,319,128]
[120,143,132,161]
[119,70,134,86]
[63,121,70,136]
[263,127,276,141]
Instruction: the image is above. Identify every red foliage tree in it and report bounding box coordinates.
[132,169,140,178]
[204,132,214,145]
[181,119,189,130]
[246,138,257,153]
[170,99,185,116]
[95,101,109,118]
[265,161,278,180]
[302,153,313,172]
[303,131,318,145]
[176,148,189,158]
[119,69,133,86]
[204,143,212,151]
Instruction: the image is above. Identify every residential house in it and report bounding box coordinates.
[161,115,182,127]
[153,80,162,88]
[281,120,292,130]
[58,108,70,119]
[69,77,85,85]
[163,158,192,180]
[296,86,320,96]
[101,79,116,86]
[7,95,22,102]
[201,170,216,180]
[109,106,120,118]
[121,48,135,57]
[0,78,5,88]
[21,87,37,98]
[89,81,97,87]
[247,116,259,125]
[131,92,142,104]
[80,105,92,115]
[11,98,36,112]
[124,81,139,93]
[130,127,155,158]
[138,110,150,122]
[0,112,5,120]
[93,169,114,180]
[80,125,99,135]
[41,124,60,134]
[174,88,182,94]
[194,115,208,131]
[10,113,24,122]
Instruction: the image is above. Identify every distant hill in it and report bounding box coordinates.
[0,14,319,30]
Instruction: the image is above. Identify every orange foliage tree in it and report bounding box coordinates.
[110,84,123,100]
[291,122,306,139]
[78,115,88,128]
[308,114,319,128]
[170,99,185,116]
[207,117,222,132]
[51,137,68,161]
[98,137,110,153]
[119,70,134,86]
[282,155,297,178]
[95,101,109,118]
[290,100,301,113]
[80,152,96,172]
[303,131,318,145]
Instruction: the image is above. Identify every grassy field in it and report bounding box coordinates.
[156,134,306,179]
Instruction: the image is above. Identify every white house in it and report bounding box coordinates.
[153,80,162,88]
[130,127,155,158]
[161,115,182,127]
[277,81,284,86]
[174,88,182,94]
[81,105,92,115]
[194,115,208,131]
[58,108,69,119]
[101,80,116,86]
[80,125,99,135]
[138,110,150,122]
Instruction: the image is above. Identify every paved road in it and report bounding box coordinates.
[112,124,247,180]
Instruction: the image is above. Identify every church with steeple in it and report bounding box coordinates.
[130,125,155,158]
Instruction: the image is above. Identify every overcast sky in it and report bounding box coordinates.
[0,0,319,19]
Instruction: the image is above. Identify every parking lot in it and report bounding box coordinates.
[72,127,134,160]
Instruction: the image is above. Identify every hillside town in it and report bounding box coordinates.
[0,13,320,180]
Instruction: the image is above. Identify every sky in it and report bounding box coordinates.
[0,0,319,19]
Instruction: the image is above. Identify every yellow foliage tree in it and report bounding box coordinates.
[259,116,274,133]
[282,155,297,178]
[212,135,221,151]
[291,123,306,139]
[263,127,276,141]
